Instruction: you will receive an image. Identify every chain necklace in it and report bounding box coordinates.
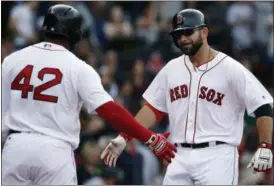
[193,47,212,72]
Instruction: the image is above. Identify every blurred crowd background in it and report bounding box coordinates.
[1,1,273,185]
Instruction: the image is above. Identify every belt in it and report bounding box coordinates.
[174,141,226,149]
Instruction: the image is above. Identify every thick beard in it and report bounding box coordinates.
[179,36,203,56]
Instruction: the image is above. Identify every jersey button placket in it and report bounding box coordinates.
[186,73,199,142]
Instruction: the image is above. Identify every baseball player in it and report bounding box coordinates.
[1,4,177,185]
[101,9,273,185]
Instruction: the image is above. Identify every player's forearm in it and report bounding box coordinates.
[120,104,165,141]
[95,101,153,142]
[134,105,158,129]
[256,116,273,144]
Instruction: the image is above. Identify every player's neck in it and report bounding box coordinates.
[189,44,216,67]
[45,39,70,50]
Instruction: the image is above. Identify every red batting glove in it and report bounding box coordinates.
[145,132,177,163]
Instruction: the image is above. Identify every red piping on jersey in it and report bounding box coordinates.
[145,102,166,122]
[32,45,66,51]
[192,55,228,143]
[193,54,218,68]
[184,56,192,143]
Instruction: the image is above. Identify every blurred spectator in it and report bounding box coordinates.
[77,140,102,185]
[84,166,123,185]
[104,6,133,41]
[136,2,160,45]
[136,141,160,184]
[155,2,184,22]
[88,1,109,50]
[75,39,93,61]
[1,38,15,62]
[152,161,169,185]
[116,140,144,185]
[267,15,273,64]
[9,2,39,49]
[146,51,164,78]
[82,116,105,136]
[103,5,135,51]
[116,80,133,108]
[130,59,149,113]
[100,50,118,78]
[204,2,233,55]
[254,2,273,47]
[226,2,255,51]
[101,68,119,99]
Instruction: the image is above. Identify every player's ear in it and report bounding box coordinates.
[201,27,208,40]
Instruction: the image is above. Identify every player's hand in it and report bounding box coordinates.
[145,132,177,163]
[100,135,127,167]
[247,142,273,173]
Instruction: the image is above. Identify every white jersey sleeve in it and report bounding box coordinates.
[142,68,167,112]
[1,57,12,141]
[233,64,273,117]
[1,57,10,114]
[77,63,113,114]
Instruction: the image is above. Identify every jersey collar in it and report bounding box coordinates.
[32,42,67,51]
[184,52,223,73]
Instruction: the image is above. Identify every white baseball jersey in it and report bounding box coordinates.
[143,52,273,146]
[2,42,113,149]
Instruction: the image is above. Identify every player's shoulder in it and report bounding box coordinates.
[2,45,33,67]
[219,52,247,70]
[218,51,252,78]
[160,54,185,72]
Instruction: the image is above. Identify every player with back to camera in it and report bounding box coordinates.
[101,9,273,185]
[1,4,177,185]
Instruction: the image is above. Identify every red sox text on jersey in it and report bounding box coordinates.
[170,85,225,106]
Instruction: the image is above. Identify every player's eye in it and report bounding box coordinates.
[173,29,195,38]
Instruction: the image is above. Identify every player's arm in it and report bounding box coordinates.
[233,64,273,172]
[119,67,168,141]
[254,105,273,144]
[1,58,11,145]
[77,63,176,162]
[120,102,166,141]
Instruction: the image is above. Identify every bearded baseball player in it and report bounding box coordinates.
[1,4,177,185]
[101,9,273,185]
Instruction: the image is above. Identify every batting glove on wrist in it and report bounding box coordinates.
[145,132,177,163]
[247,142,273,172]
[100,135,127,167]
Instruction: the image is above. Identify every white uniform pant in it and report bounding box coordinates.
[163,143,239,185]
[2,132,77,185]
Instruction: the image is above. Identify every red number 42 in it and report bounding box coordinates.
[11,65,63,103]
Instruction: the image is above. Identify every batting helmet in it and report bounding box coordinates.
[42,4,83,49]
[170,9,206,47]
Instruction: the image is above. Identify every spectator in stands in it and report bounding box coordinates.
[84,166,123,185]
[101,68,119,99]
[130,59,149,113]
[1,38,15,62]
[116,140,144,185]
[9,2,39,49]
[226,2,255,51]
[104,5,133,50]
[77,141,102,185]
[203,2,233,55]
[136,2,160,45]
[254,2,273,48]
[116,80,133,109]
[100,50,118,78]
